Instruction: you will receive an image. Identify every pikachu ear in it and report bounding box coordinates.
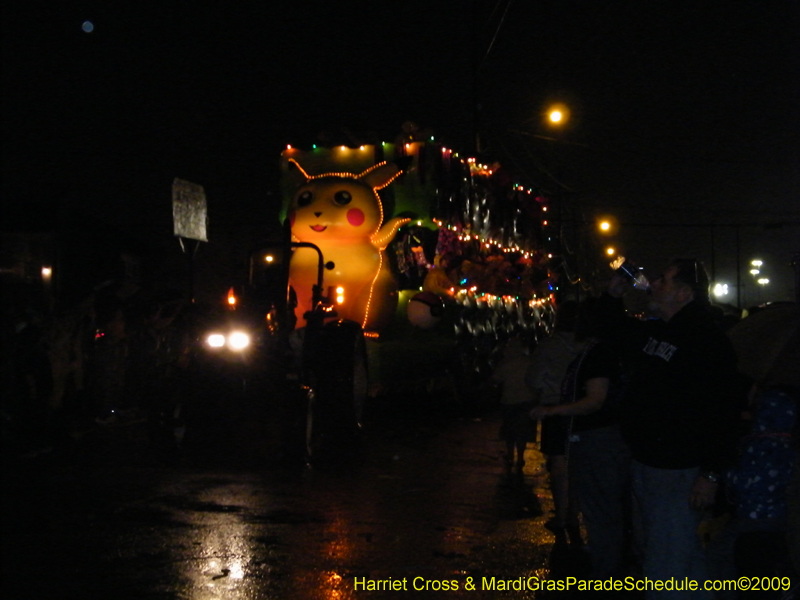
[358,161,402,191]
[287,158,311,181]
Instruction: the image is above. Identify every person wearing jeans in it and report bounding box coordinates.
[612,259,740,599]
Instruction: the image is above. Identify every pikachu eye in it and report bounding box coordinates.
[333,190,352,206]
[296,190,313,207]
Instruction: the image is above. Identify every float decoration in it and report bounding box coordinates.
[286,159,410,332]
[280,131,558,377]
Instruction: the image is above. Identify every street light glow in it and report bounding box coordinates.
[597,216,617,234]
[606,247,616,256]
[751,260,763,267]
[757,278,770,285]
[750,269,760,275]
[545,103,570,126]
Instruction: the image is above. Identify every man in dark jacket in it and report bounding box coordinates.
[613,258,739,599]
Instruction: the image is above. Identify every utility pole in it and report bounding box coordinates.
[710,225,716,283]
[735,226,741,308]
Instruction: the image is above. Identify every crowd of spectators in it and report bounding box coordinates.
[1,283,193,458]
[491,258,798,598]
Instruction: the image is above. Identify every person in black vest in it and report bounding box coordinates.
[615,259,739,599]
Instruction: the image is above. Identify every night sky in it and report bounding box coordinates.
[3,1,799,303]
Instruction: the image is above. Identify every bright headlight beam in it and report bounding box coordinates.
[227,331,250,351]
[207,334,225,348]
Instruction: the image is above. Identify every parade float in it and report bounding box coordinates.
[277,127,557,402]
[198,126,559,459]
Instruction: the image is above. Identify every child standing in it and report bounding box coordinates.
[492,336,537,478]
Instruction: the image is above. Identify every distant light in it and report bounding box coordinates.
[41,266,52,277]
[751,259,763,267]
[750,269,760,275]
[713,283,729,297]
[600,221,610,231]
[549,110,562,123]
[757,278,770,285]
[264,254,274,263]
[606,247,616,256]
[82,21,94,33]
[417,220,422,226]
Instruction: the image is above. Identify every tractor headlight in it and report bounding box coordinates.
[207,333,226,348]
[227,331,251,351]
[205,331,251,351]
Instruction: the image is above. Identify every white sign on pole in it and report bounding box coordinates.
[172,178,208,242]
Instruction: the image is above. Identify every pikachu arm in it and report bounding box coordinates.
[371,217,411,250]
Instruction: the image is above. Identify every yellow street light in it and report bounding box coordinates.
[596,215,618,235]
[545,103,570,127]
[606,247,616,256]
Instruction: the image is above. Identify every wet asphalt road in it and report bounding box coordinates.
[2,393,597,600]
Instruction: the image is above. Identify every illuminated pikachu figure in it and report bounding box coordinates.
[287,159,410,331]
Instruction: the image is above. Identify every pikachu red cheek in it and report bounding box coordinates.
[347,208,365,227]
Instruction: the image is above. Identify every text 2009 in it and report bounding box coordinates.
[728,576,791,592]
